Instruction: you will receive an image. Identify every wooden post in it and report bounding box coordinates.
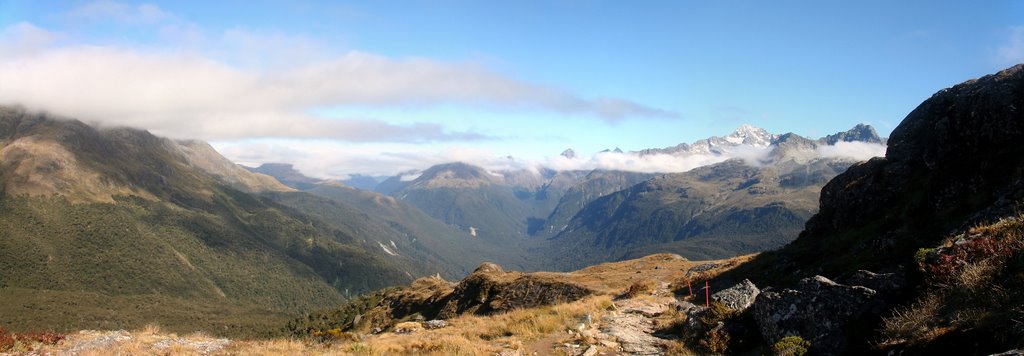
[705,280,709,307]
[688,280,693,297]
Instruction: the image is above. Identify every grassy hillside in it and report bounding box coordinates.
[0,108,417,336]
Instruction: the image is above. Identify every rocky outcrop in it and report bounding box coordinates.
[436,265,593,318]
[710,279,759,313]
[804,64,1024,257]
[751,276,879,355]
[724,64,1024,290]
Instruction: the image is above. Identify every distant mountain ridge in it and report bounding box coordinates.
[322,123,886,270]
[637,123,883,157]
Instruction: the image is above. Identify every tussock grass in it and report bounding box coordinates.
[880,213,1024,347]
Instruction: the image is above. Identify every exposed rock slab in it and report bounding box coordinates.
[711,279,759,312]
[751,276,878,355]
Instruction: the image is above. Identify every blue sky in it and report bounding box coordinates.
[1,1,1022,177]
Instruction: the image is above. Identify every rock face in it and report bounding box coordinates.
[751,276,878,355]
[435,263,593,319]
[710,279,759,312]
[804,64,1024,261]
[725,64,1024,289]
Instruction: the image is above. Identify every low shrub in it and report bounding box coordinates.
[772,336,811,356]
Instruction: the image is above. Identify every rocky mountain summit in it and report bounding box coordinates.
[820,123,885,145]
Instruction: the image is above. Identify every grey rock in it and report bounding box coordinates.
[423,319,448,329]
[681,303,709,333]
[66,330,132,354]
[686,263,718,276]
[600,312,665,355]
[751,275,878,355]
[710,279,760,312]
[841,270,905,293]
[672,300,702,314]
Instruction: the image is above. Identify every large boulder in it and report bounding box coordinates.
[710,279,760,313]
[436,263,592,319]
[751,276,878,355]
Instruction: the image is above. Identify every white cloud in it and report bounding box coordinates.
[997,26,1024,67]
[64,0,172,24]
[815,141,887,161]
[0,22,61,56]
[215,140,782,179]
[216,142,520,178]
[0,19,676,142]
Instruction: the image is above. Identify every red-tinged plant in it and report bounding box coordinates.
[0,327,65,352]
[0,328,16,352]
[921,233,1020,286]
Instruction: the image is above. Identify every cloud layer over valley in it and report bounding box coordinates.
[216,139,887,180]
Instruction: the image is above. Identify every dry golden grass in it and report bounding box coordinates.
[26,253,750,355]
[275,254,747,354]
[205,295,616,355]
[554,253,756,295]
[880,293,944,345]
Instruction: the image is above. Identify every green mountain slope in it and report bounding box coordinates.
[531,170,654,237]
[534,160,817,269]
[246,163,543,272]
[0,107,413,336]
[535,132,872,270]
[391,162,534,242]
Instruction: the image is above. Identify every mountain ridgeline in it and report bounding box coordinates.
[336,123,885,270]
[0,108,432,336]
[253,123,884,272]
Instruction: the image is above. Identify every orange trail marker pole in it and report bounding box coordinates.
[705,280,710,307]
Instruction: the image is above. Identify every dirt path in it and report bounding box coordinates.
[549,283,681,356]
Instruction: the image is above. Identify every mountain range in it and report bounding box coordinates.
[276,64,1024,355]
[0,102,885,336]
[251,122,885,272]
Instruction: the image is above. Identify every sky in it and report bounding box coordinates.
[0,1,1022,178]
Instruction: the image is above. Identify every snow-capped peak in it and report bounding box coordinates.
[725,124,775,147]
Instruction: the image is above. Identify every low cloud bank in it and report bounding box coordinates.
[815,141,887,162]
[216,141,887,180]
